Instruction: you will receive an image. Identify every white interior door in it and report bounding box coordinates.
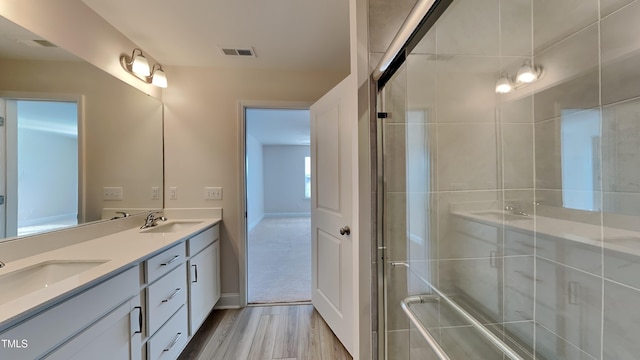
[311,74,357,355]
[0,98,5,237]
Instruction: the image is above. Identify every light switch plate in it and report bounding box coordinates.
[169,187,177,200]
[151,187,160,200]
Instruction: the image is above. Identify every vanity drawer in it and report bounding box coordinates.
[146,243,186,284]
[188,225,219,256]
[147,305,188,360]
[147,263,187,336]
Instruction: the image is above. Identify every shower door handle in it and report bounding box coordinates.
[339,226,351,236]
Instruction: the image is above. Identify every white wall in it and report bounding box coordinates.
[163,66,346,297]
[246,134,264,230]
[17,101,77,226]
[263,145,311,216]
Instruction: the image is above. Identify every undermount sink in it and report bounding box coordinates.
[470,210,531,222]
[0,260,108,303]
[141,220,204,233]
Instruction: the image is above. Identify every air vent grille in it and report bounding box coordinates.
[219,47,256,58]
[17,39,58,48]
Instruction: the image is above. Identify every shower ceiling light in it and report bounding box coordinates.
[516,61,540,83]
[495,74,513,94]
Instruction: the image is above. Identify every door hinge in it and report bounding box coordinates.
[0,116,4,126]
[0,195,5,205]
[377,112,389,119]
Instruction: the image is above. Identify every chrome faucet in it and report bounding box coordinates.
[0,261,4,268]
[141,212,167,229]
[111,211,131,220]
[504,205,529,216]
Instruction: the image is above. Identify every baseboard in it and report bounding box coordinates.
[247,215,264,232]
[214,293,241,309]
[264,213,311,218]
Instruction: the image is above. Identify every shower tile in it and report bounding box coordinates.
[500,0,533,56]
[504,256,535,322]
[369,0,418,53]
[436,0,500,56]
[409,324,441,359]
[383,123,407,193]
[436,123,498,191]
[603,279,640,359]
[602,98,640,193]
[439,326,505,359]
[603,248,640,289]
[533,24,600,122]
[435,56,499,124]
[533,0,598,53]
[447,215,501,260]
[387,329,411,360]
[601,0,636,18]
[384,192,407,261]
[502,123,534,189]
[535,324,599,360]
[504,321,535,358]
[536,233,602,276]
[535,257,602,359]
[499,94,533,124]
[601,1,640,105]
[407,55,436,121]
[534,118,562,190]
[439,258,503,324]
[411,25,436,55]
[386,266,431,331]
[603,192,640,217]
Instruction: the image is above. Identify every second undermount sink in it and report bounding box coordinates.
[141,220,204,234]
[0,260,108,303]
[470,210,531,222]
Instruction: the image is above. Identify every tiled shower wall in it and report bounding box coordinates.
[372,0,640,359]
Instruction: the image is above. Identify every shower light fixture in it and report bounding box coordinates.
[120,48,168,88]
[516,60,540,83]
[495,74,513,94]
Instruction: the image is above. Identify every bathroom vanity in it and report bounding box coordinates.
[0,212,221,360]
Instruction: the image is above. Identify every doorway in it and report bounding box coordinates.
[0,98,79,237]
[245,108,311,304]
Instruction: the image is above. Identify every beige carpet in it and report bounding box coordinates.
[248,217,311,303]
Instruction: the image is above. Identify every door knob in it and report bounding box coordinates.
[339,226,351,236]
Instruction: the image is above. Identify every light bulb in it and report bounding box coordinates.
[132,53,150,77]
[152,68,168,88]
[516,62,538,83]
[495,75,513,94]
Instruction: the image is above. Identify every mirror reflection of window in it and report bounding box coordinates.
[304,156,311,199]
[561,109,601,211]
[16,100,78,236]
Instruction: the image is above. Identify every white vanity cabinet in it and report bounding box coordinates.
[188,240,220,334]
[45,295,142,360]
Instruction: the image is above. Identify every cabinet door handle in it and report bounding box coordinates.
[160,255,180,266]
[134,306,142,334]
[192,264,198,283]
[162,288,182,303]
[163,332,183,352]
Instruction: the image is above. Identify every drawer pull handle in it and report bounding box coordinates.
[192,264,198,283]
[160,255,180,266]
[134,306,143,334]
[163,332,183,352]
[162,288,182,303]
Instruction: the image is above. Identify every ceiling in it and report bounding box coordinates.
[81,0,351,72]
[0,16,79,61]
[246,109,309,145]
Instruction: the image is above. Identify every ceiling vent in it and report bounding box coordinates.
[17,39,57,48]
[219,47,256,58]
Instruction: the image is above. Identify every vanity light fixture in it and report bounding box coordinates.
[495,73,513,94]
[120,48,168,88]
[121,48,150,77]
[150,64,168,88]
[516,60,540,83]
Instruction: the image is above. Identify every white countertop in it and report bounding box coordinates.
[452,210,640,256]
[0,217,221,330]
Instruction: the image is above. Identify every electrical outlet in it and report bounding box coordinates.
[204,187,222,200]
[151,187,159,200]
[169,187,177,200]
[103,187,123,201]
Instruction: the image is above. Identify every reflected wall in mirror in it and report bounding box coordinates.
[0,16,163,241]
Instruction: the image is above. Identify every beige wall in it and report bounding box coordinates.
[162,66,345,295]
[0,0,161,98]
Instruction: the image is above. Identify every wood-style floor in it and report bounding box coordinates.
[178,304,352,360]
